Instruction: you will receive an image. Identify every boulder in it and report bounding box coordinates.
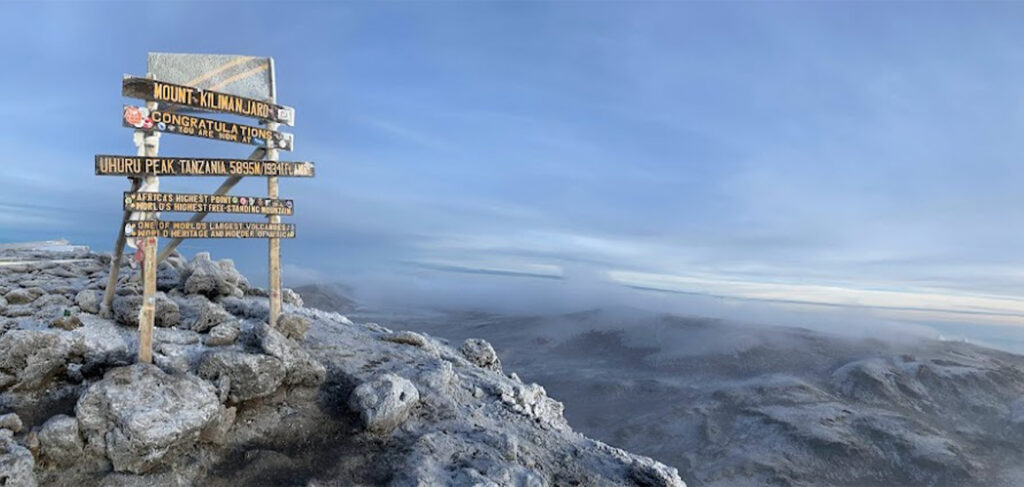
[191,300,235,333]
[256,323,326,388]
[197,351,286,403]
[112,292,180,328]
[182,253,249,298]
[276,313,311,340]
[0,295,6,312]
[0,413,23,432]
[75,364,224,474]
[0,429,37,486]
[75,289,102,314]
[0,330,80,391]
[204,322,240,347]
[348,374,420,435]
[37,414,84,466]
[4,287,43,305]
[281,288,303,307]
[51,314,83,331]
[460,339,502,372]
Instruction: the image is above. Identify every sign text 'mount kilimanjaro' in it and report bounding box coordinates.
[125,192,294,215]
[126,220,296,239]
[95,156,315,177]
[122,76,295,126]
[123,105,293,151]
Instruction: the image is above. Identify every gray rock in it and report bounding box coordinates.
[37,414,84,466]
[0,330,80,391]
[348,373,420,435]
[4,287,43,305]
[75,364,224,474]
[191,300,235,333]
[281,288,303,307]
[0,413,23,432]
[197,351,286,403]
[51,314,83,331]
[182,253,249,298]
[256,323,326,388]
[75,289,102,314]
[460,338,502,372]
[0,295,7,312]
[0,429,37,486]
[276,313,310,340]
[112,292,180,328]
[204,322,240,347]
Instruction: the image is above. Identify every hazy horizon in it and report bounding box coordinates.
[5,1,1024,344]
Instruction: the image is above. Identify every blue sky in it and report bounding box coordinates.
[5,1,1024,331]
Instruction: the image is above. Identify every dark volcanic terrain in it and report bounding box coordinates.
[329,293,1024,487]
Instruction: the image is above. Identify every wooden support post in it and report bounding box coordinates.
[99,177,141,318]
[137,99,160,364]
[139,236,156,363]
[267,121,281,328]
[156,147,267,264]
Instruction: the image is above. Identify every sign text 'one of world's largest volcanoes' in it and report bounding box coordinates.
[122,105,293,151]
[95,155,314,177]
[122,75,295,126]
[126,220,295,239]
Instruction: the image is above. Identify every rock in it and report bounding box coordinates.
[0,295,7,312]
[111,292,180,328]
[219,296,270,321]
[256,323,326,387]
[51,314,83,331]
[460,339,502,372]
[276,313,310,340]
[381,331,430,348]
[191,300,235,333]
[75,289,102,314]
[182,253,249,298]
[281,288,303,307]
[35,293,72,311]
[0,330,80,391]
[348,373,420,435]
[37,414,84,466]
[0,413,23,432]
[199,406,236,445]
[75,364,224,474]
[4,287,43,305]
[197,351,286,403]
[204,322,240,347]
[156,262,181,292]
[0,429,37,486]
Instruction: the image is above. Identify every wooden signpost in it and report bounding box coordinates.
[97,53,314,363]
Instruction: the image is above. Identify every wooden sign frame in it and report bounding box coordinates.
[122,105,294,150]
[124,192,294,215]
[96,155,314,177]
[126,220,296,239]
[123,75,295,126]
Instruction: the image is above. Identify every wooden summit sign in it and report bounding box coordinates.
[124,192,294,215]
[97,53,315,365]
[123,76,295,126]
[126,220,296,239]
[96,155,315,177]
[123,105,294,150]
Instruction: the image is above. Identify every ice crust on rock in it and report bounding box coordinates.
[0,244,685,487]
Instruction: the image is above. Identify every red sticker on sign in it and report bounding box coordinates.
[124,106,143,127]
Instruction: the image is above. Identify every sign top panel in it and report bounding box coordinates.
[124,76,295,126]
[148,53,274,101]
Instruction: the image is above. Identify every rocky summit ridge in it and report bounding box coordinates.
[0,242,684,487]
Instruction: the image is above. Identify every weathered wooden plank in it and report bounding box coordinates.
[124,192,293,216]
[95,155,314,177]
[123,75,295,126]
[139,236,157,364]
[126,220,296,239]
[122,105,294,151]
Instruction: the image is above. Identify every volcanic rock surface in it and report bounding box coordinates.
[0,242,684,486]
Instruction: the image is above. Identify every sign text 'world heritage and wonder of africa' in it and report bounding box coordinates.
[94,155,314,177]
[122,76,295,126]
[124,192,293,215]
[126,220,296,239]
[122,105,293,150]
